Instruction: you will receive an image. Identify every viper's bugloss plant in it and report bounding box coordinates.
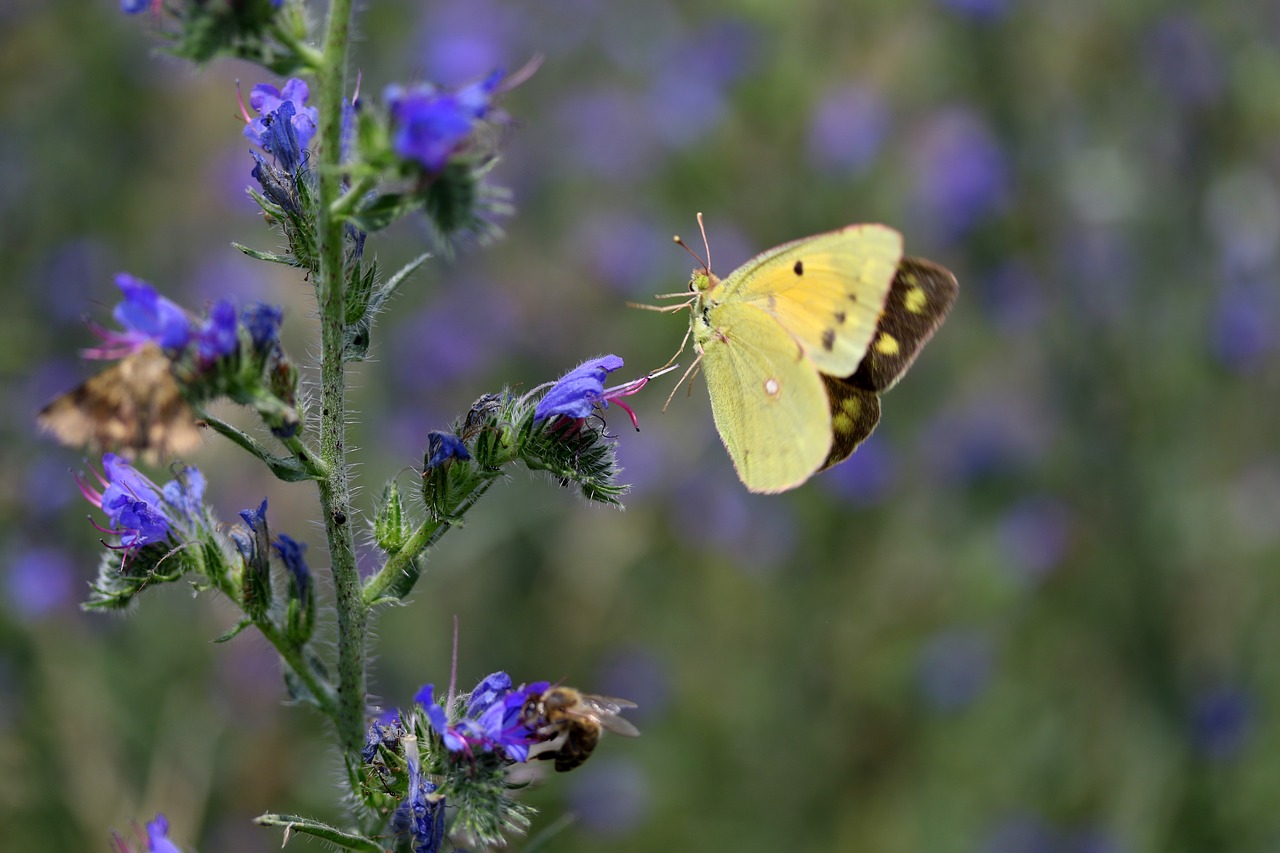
[38,2,654,848]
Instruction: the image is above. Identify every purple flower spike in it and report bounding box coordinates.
[242,302,284,350]
[385,70,503,171]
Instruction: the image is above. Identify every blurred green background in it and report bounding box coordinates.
[3,0,1280,850]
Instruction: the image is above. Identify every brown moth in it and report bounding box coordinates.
[37,343,202,462]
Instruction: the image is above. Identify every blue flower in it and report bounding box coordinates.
[1191,686,1252,761]
[533,355,660,431]
[120,0,150,13]
[392,750,446,853]
[424,431,471,470]
[384,70,502,171]
[243,79,318,153]
[242,302,284,350]
[415,675,541,762]
[273,533,311,600]
[231,498,270,568]
[87,274,193,359]
[145,814,184,853]
[196,298,239,363]
[78,454,206,558]
[911,106,1009,240]
[807,84,889,176]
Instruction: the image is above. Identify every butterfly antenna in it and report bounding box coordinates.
[663,350,704,412]
[673,233,708,273]
[696,211,712,275]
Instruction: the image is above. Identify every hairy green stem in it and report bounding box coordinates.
[194,408,324,481]
[314,0,365,761]
[361,478,496,606]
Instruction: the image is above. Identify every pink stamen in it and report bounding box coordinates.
[609,397,640,430]
[236,81,253,124]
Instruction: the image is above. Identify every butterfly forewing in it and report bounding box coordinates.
[818,256,957,472]
[846,257,958,393]
[719,224,902,377]
[701,303,832,493]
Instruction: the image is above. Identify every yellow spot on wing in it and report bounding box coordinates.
[904,286,927,314]
[875,333,900,356]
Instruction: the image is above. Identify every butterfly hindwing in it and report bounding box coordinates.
[819,375,882,471]
[719,224,902,377]
[701,302,832,494]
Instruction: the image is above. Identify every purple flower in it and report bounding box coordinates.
[416,675,541,762]
[145,815,184,853]
[242,302,283,350]
[120,0,150,13]
[384,70,502,171]
[424,431,471,470]
[111,813,185,853]
[534,355,654,429]
[937,0,1009,22]
[1191,686,1252,761]
[916,628,995,713]
[273,533,311,600]
[87,274,193,359]
[997,497,1073,584]
[568,758,651,836]
[7,547,76,618]
[242,79,318,153]
[392,750,446,853]
[197,298,239,363]
[1144,15,1223,108]
[78,454,205,558]
[911,106,1009,240]
[807,84,889,176]
[1213,280,1276,372]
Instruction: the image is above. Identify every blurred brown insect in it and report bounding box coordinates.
[520,686,640,772]
[37,343,201,462]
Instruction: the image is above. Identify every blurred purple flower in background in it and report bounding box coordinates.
[555,88,661,181]
[643,20,759,150]
[389,281,515,391]
[573,211,676,296]
[415,0,519,85]
[920,392,1051,486]
[1190,685,1252,761]
[982,813,1122,853]
[807,84,889,176]
[6,547,75,619]
[1144,14,1223,108]
[915,627,994,713]
[818,433,897,505]
[669,473,797,573]
[568,757,651,836]
[997,496,1073,585]
[911,106,1009,240]
[937,0,1009,22]
[1212,279,1277,372]
[979,260,1048,335]
[597,645,671,722]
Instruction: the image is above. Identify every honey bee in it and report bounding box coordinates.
[520,686,640,772]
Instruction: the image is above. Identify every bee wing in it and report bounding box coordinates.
[575,694,641,737]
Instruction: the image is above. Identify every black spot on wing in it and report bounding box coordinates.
[821,329,835,351]
[834,311,846,325]
[793,260,804,276]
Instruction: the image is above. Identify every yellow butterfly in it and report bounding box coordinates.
[647,215,958,494]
